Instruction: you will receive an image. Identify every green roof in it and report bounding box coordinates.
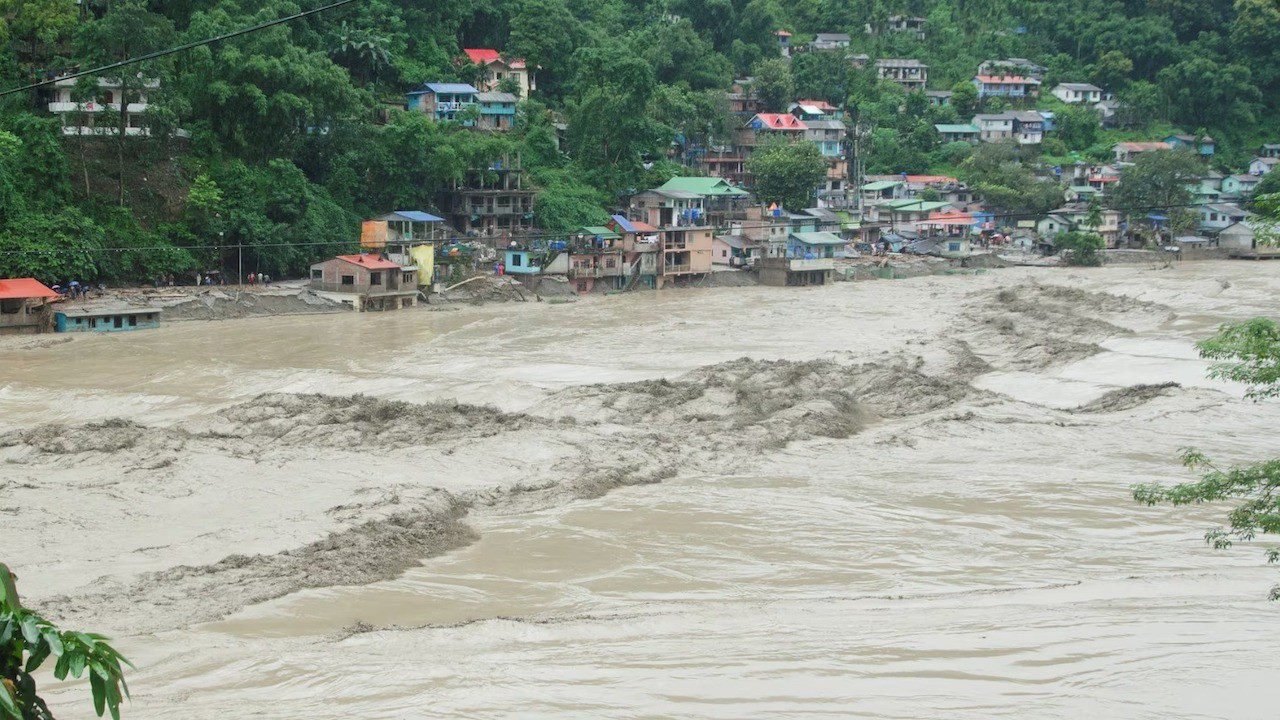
[791,231,846,245]
[656,176,749,196]
[935,124,980,133]
[861,180,904,191]
[1068,185,1100,192]
[882,200,953,212]
[581,226,621,239]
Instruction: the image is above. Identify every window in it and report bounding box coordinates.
[311,269,323,280]
[0,299,18,314]
[370,272,382,286]
[113,315,123,329]
[76,318,83,325]
[403,272,414,284]
[341,275,355,286]
[510,254,522,267]
[128,315,137,327]
[949,242,961,252]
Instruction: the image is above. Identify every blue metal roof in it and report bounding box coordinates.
[610,214,638,232]
[386,210,444,223]
[422,83,477,94]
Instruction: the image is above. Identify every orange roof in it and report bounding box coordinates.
[775,30,792,37]
[335,254,401,270]
[630,220,660,232]
[0,278,58,300]
[1089,176,1120,182]
[975,75,1039,84]
[918,211,975,226]
[753,113,807,130]
[1116,142,1172,152]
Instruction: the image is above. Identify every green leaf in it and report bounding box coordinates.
[25,638,52,673]
[105,680,121,720]
[89,672,106,717]
[0,619,12,646]
[0,682,19,719]
[54,651,71,681]
[69,652,87,678]
[20,614,39,644]
[44,630,64,657]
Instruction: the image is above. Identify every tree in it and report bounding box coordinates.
[950,81,978,118]
[1091,50,1132,92]
[1114,80,1164,129]
[746,140,826,212]
[1108,149,1202,232]
[566,47,668,194]
[750,58,793,112]
[1053,104,1099,151]
[790,51,847,104]
[1055,231,1105,266]
[508,0,583,97]
[1156,57,1261,131]
[2,563,133,720]
[1133,319,1280,599]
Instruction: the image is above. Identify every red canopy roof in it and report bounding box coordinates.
[0,278,58,300]
[753,113,807,130]
[335,254,401,270]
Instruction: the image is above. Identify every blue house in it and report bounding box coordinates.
[787,231,846,259]
[56,307,161,332]
[503,248,541,274]
[475,91,518,131]
[406,83,478,124]
[1165,134,1215,157]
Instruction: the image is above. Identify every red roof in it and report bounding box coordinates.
[335,254,402,270]
[463,48,527,69]
[975,75,1039,84]
[753,113,807,130]
[630,220,660,232]
[463,48,501,64]
[0,278,58,300]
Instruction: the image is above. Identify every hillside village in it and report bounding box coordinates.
[2,1,1280,331]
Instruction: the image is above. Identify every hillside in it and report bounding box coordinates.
[1,0,1277,283]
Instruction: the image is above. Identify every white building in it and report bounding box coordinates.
[1249,157,1278,175]
[1051,83,1103,104]
[47,75,158,136]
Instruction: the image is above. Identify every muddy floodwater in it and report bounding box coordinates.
[3,263,1279,719]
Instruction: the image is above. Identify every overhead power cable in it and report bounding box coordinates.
[0,0,360,98]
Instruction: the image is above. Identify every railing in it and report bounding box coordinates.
[663,263,692,274]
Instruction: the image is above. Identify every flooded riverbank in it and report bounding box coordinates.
[3,262,1278,718]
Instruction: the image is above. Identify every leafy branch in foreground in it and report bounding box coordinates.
[1,564,132,720]
[1133,451,1280,600]
[1197,317,1280,401]
[1132,318,1280,600]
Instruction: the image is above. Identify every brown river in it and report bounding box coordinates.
[2,262,1278,719]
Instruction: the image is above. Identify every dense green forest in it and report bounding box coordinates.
[0,0,1277,282]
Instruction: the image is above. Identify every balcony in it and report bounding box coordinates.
[662,263,692,274]
[48,101,148,114]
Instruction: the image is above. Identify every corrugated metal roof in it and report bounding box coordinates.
[382,211,443,223]
[861,180,903,191]
[0,278,58,299]
[791,231,846,245]
[656,177,749,196]
[464,48,501,64]
[581,226,621,239]
[334,254,402,270]
[935,124,979,133]
[475,92,518,103]
[421,83,478,94]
